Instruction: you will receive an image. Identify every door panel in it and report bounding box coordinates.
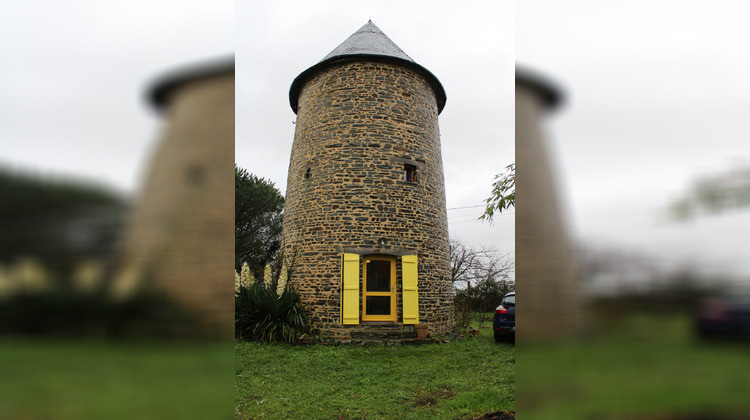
[365,260,391,292]
[365,296,391,315]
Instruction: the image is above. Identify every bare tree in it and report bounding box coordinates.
[450,239,514,329]
[451,240,514,288]
[450,240,481,286]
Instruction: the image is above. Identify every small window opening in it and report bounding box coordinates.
[404,164,417,183]
[186,165,206,187]
[304,168,311,179]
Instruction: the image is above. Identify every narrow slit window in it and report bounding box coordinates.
[304,168,311,179]
[404,164,417,183]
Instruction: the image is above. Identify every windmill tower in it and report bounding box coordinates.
[114,58,235,337]
[281,21,454,339]
[516,68,582,341]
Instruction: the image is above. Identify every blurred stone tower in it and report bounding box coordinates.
[516,68,582,341]
[282,21,454,339]
[115,58,235,338]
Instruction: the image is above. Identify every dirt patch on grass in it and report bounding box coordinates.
[412,385,456,407]
[466,410,515,419]
[414,396,439,407]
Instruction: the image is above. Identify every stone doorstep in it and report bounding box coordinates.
[346,323,423,340]
[339,337,440,346]
[305,323,447,345]
[349,328,417,339]
[350,331,416,340]
[355,325,413,331]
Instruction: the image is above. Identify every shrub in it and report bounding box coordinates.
[235,280,307,344]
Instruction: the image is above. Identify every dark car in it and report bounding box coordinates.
[494,292,515,342]
[696,293,750,341]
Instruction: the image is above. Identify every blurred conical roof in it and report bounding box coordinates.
[149,56,234,110]
[515,65,563,109]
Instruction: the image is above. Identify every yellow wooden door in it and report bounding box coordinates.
[362,256,396,322]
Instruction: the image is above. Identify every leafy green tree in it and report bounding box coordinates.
[235,165,284,276]
[667,164,750,221]
[480,163,515,223]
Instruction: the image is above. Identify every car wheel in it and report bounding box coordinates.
[494,330,503,343]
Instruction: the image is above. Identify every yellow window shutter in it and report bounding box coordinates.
[402,255,419,324]
[340,253,360,325]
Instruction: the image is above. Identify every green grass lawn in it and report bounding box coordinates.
[517,312,750,420]
[0,337,234,419]
[235,324,514,419]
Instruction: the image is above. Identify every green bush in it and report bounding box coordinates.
[235,282,308,344]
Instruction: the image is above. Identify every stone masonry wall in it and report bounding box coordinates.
[282,61,454,338]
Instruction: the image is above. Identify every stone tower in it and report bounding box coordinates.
[115,58,235,338]
[282,21,454,338]
[516,68,582,341]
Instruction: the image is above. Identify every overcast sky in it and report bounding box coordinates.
[1,0,514,257]
[236,0,515,253]
[1,0,233,194]
[6,1,750,279]
[517,0,750,279]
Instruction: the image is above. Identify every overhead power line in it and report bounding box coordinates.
[447,204,486,211]
[447,211,515,224]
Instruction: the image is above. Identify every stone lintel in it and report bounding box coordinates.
[342,247,416,257]
[390,156,426,169]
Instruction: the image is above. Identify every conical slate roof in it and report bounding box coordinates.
[289,21,446,114]
[320,20,414,62]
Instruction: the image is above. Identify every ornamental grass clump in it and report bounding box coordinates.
[263,264,273,288]
[276,265,287,298]
[235,263,307,344]
[240,262,254,289]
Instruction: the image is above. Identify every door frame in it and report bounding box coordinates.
[362,255,397,322]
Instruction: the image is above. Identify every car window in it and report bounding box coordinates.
[502,295,515,306]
